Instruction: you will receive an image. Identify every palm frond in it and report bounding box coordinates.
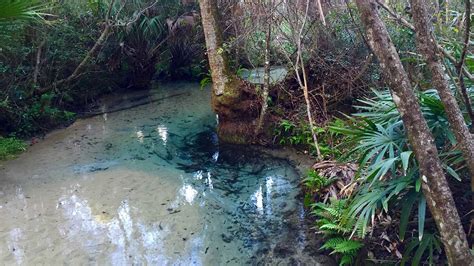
[0,0,49,22]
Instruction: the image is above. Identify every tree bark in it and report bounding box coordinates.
[355,0,472,264]
[199,0,254,144]
[33,39,46,87]
[457,0,474,127]
[255,21,271,135]
[411,0,474,247]
[409,0,474,205]
[198,0,237,97]
[375,0,474,82]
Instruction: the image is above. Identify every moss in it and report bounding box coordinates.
[217,121,255,144]
[217,132,249,144]
[0,137,27,160]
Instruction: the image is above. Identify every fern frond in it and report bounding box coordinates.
[320,237,345,250]
[332,239,364,255]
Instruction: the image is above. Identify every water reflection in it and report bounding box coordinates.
[8,228,24,265]
[205,172,213,189]
[136,130,144,143]
[212,151,219,162]
[156,125,168,145]
[0,83,318,264]
[180,184,198,204]
[252,185,264,215]
[57,190,177,264]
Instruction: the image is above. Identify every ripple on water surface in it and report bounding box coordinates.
[0,82,330,265]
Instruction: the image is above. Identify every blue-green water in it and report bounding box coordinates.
[0,82,330,265]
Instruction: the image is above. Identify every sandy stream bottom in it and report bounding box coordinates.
[0,82,332,265]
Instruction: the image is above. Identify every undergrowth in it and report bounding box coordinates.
[300,89,472,265]
[0,137,27,160]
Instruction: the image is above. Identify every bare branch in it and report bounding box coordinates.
[376,0,473,81]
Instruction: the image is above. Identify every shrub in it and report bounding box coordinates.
[0,137,26,160]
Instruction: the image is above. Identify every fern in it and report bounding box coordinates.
[321,237,346,250]
[331,239,364,255]
[313,200,364,265]
[339,254,355,266]
[316,89,470,265]
[320,237,363,266]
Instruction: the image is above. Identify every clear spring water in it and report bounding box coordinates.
[0,82,330,265]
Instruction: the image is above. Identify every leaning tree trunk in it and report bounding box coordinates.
[409,0,474,248]
[410,0,474,183]
[199,0,256,143]
[355,0,472,264]
[456,0,474,127]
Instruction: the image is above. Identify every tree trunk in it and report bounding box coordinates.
[33,39,46,87]
[255,22,271,136]
[355,0,472,264]
[457,0,474,128]
[199,0,255,143]
[300,52,321,159]
[410,0,474,172]
[66,25,111,83]
[34,25,111,96]
[199,0,235,96]
[410,1,474,238]
[295,0,321,159]
[375,0,474,82]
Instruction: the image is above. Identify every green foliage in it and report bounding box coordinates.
[321,238,364,266]
[401,234,442,266]
[0,137,26,160]
[309,88,469,264]
[348,176,413,237]
[199,70,212,90]
[0,0,48,22]
[1,92,76,136]
[274,119,342,158]
[0,0,199,136]
[312,200,363,265]
[304,169,331,191]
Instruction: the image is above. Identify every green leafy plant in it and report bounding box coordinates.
[274,120,340,158]
[304,169,331,191]
[0,0,49,23]
[321,238,364,266]
[0,137,26,160]
[313,89,468,264]
[199,70,212,90]
[312,200,363,265]
[401,233,441,266]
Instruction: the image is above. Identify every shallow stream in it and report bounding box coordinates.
[0,82,330,265]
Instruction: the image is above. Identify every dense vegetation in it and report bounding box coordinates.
[1,0,473,264]
[0,0,204,137]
